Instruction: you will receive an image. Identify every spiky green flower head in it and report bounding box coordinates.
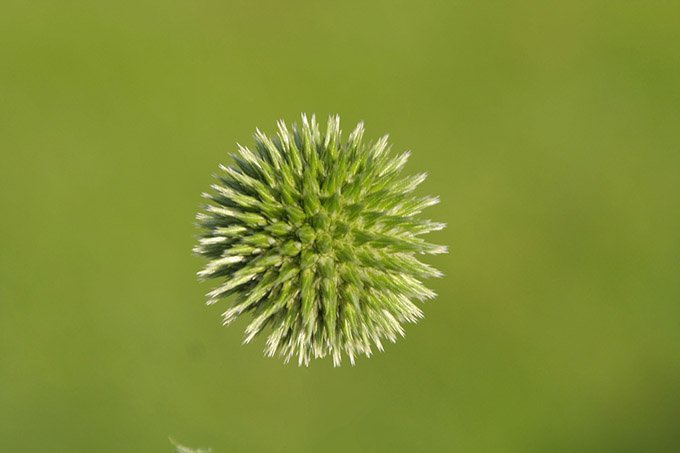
[195,114,446,366]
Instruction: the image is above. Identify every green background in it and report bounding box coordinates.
[1,1,679,451]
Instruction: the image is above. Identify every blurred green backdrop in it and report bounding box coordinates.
[1,1,679,452]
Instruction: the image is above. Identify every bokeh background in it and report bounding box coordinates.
[1,1,679,452]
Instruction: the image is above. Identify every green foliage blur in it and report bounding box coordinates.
[1,1,679,451]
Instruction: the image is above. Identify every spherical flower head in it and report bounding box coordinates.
[195,114,446,366]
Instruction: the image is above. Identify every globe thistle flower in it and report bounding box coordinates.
[195,114,445,366]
